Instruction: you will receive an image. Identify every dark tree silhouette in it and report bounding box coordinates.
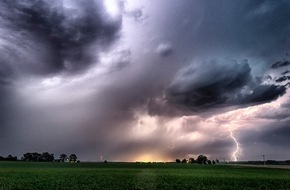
[69,154,77,162]
[215,159,219,164]
[23,152,33,161]
[208,160,212,164]
[189,158,195,163]
[42,152,54,162]
[181,158,187,163]
[0,155,17,161]
[22,152,54,162]
[176,159,181,163]
[197,155,208,164]
[60,154,67,162]
[212,160,216,164]
[32,152,41,162]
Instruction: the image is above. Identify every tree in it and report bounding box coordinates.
[31,152,41,162]
[212,160,216,164]
[69,154,77,163]
[176,159,181,163]
[42,152,54,162]
[6,155,17,161]
[60,154,67,162]
[181,158,187,163]
[188,158,195,163]
[22,152,54,162]
[208,160,212,164]
[23,152,33,161]
[215,159,219,164]
[197,155,208,164]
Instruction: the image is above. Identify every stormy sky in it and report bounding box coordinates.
[0,0,290,162]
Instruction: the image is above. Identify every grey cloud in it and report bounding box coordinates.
[239,85,286,104]
[167,59,287,111]
[167,59,252,110]
[0,0,124,159]
[257,108,290,120]
[239,121,290,160]
[275,76,290,83]
[262,123,290,145]
[156,43,173,57]
[0,0,122,76]
[281,98,290,108]
[282,70,290,75]
[124,8,147,22]
[169,0,290,63]
[107,49,131,71]
[265,75,272,81]
[271,60,290,69]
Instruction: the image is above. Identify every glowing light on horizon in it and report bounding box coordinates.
[134,154,168,163]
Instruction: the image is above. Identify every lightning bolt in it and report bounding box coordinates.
[229,129,240,161]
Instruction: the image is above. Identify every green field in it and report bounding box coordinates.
[0,162,289,190]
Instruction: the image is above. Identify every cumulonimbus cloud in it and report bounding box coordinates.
[0,0,122,77]
[167,59,287,111]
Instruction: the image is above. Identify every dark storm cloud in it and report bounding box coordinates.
[0,0,125,159]
[167,59,287,111]
[275,76,290,83]
[239,85,287,104]
[1,0,290,161]
[282,71,290,75]
[156,0,290,66]
[0,0,122,75]
[271,61,290,69]
[167,60,247,109]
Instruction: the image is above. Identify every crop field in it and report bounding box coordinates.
[0,162,289,190]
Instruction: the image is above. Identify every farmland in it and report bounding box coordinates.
[0,162,289,190]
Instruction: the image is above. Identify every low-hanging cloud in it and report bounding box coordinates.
[167,59,287,111]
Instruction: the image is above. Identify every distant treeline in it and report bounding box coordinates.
[0,155,18,161]
[175,155,219,164]
[0,152,79,163]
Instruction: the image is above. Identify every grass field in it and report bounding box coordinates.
[0,162,289,190]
